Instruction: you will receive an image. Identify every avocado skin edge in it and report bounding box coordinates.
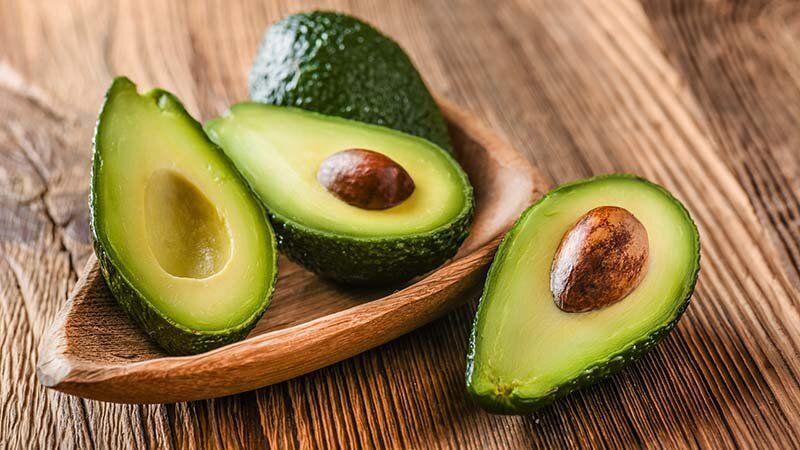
[465,174,701,414]
[249,11,453,152]
[271,163,474,286]
[91,77,279,356]
[271,202,473,287]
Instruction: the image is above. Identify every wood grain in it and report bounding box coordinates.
[2,0,800,448]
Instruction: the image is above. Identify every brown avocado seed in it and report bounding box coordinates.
[550,206,649,313]
[317,149,415,210]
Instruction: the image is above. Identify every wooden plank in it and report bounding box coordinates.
[643,0,800,288]
[1,0,798,448]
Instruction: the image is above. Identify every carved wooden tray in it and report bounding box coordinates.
[37,99,549,404]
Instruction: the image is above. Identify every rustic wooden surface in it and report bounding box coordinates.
[2,0,799,448]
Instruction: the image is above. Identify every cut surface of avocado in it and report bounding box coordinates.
[91,77,278,355]
[466,175,700,413]
[205,103,473,286]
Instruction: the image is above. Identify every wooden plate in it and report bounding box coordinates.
[36,99,549,404]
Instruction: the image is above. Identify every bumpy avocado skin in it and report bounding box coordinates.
[271,191,473,286]
[91,78,278,355]
[94,243,272,355]
[465,175,701,414]
[249,11,452,152]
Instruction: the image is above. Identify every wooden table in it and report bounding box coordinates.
[2,0,799,448]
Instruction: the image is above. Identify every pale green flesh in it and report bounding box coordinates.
[205,104,468,237]
[95,85,274,331]
[470,177,698,399]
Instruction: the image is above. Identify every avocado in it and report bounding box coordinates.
[248,11,453,152]
[91,77,278,355]
[466,175,700,413]
[205,103,473,286]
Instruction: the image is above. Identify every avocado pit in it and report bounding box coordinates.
[550,205,649,313]
[317,148,415,210]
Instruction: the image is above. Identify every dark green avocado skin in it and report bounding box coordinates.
[248,11,452,152]
[91,78,278,356]
[465,174,701,414]
[94,245,265,355]
[271,194,473,287]
[466,312,690,414]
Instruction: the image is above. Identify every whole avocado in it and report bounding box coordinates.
[249,11,452,151]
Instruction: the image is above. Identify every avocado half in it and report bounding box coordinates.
[466,175,700,413]
[249,11,453,152]
[91,78,278,355]
[205,103,473,286]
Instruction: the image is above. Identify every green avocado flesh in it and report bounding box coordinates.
[248,11,452,152]
[91,78,278,355]
[205,103,473,286]
[467,175,700,413]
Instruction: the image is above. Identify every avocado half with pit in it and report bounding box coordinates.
[205,103,473,286]
[91,78,278,355]
[466,175,700,413]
